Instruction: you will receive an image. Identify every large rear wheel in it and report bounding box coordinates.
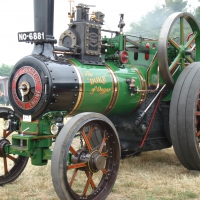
[170,62,200,169]
[158,12,200,89]
[51,112,120,200]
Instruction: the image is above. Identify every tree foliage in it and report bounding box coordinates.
[164,0,188,12]
[0,64,13,77]
[127,0,199,39]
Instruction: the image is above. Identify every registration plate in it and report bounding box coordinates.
[18,31,45,42]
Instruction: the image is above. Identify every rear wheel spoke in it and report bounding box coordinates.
[168,38,180,51]
[185,56,194,63]
[180,17,184,45]
[196,111,200,116]
[185,32,197,49]
[197,131,200,137]
[197,101,200,110]
[169,55,181,72]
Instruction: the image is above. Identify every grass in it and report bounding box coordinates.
[0,106,200,199]
[1,147,200,200]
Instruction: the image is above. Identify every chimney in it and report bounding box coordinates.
[34,0,54,40]
[32,0,55,59]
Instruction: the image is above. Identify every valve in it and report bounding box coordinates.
[118,14,125,34]
[126,77,137,96]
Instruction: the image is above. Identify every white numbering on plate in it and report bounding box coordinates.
[18,32,45,42]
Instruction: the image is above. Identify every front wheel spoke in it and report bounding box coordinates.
[67,162,87,170]
[85,171,96,189]
[69,169,78,186]
[7,155,16,162]
[169,55,181,72]
[81,131,92,151]
[99,136,107,152]
[83,172,93,196]
[3,157,8,174]
[101,151,108,157]
[69,146,78,156]
[101,168,108,175]
[169,38,180,51]
[87,126,94,141]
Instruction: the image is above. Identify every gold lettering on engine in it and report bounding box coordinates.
[84,71,93,76]
[90,86,111,95]
[89,76,106,85]
[84,71,111,95]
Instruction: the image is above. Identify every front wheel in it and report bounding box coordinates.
[51,112,120,200]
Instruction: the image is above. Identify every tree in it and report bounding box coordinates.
[0,64,13,77]
[194,6,200,22]
[127,0,188,39]
[164,0,188,13]
[127,5,166,39]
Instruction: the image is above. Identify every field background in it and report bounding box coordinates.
[1,147,200,200]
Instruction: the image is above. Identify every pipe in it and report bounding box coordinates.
[34,0,54,38]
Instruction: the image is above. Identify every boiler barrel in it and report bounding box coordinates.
[8,56,146,119]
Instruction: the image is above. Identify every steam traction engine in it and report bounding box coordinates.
[1,0,200,199]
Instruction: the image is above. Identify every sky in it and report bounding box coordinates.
[0,0,199,65]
